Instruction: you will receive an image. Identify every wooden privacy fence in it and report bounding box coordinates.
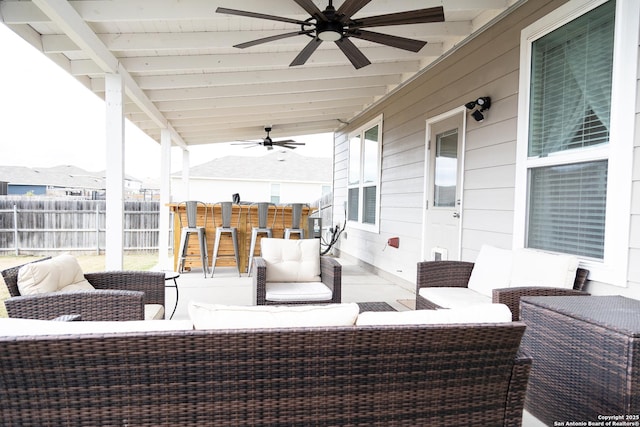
[0,198,164,255]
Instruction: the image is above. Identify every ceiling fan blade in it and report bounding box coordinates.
[337,0,373,22]
[290,38,322,66]
[349,6,445,28]
[278,144,299,150]
[347,29,426,52]
[293,0,327,21]
[216,7,310,26]
[335,37,371,69]
[274,140,304,145]
[234,30,314,49]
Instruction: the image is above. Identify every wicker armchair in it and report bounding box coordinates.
[253,256,342,305]
[1,258,166,321]
[416,260,590,320]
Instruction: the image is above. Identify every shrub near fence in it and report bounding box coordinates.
[0,198,162,255]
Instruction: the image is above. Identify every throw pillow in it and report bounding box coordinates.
[467,245,513,297]
[17,254,94,295]
[509,248,579,289]
[260,238,321,282]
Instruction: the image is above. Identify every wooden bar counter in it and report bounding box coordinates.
[169,203,314,273]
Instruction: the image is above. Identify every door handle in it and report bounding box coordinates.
[452,212,460,218]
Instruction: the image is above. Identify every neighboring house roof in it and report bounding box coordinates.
[0,165,141,190]
[176,151,332,183]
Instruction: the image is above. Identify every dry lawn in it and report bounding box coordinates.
[0,253,159,318]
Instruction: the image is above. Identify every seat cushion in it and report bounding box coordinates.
[17,254,94,295]
[357,303,512,326]
[145,304,165,320]
[510,248,579,289]
[418,287,491,309]
[467,245,513,297]
[0,317,192,336]
[265,282,333,302]
[260,238,321,282]
[188,302,359,329]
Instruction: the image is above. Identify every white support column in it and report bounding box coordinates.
[104,72,125,270]
[181,149,190,201]
[158,128,172,270]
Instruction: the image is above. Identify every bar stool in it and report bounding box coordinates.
[247,202,276,275]
[177,200,209,278]
[210,201,241,277]
[283,203,308,239]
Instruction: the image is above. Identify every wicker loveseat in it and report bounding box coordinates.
[1,257,166,321]
[0,318,531,426]
[416,246,590,320]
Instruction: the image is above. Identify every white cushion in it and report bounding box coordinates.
[145,304,165,320]
[188,302,359,329]
[265,282,332,302]
[17,254,94,295]
[467,245,513,297]
[418,287,491,309]
[356,304,512,326]
[509,248,579,289]
[260,238,321,282]
[0,318,193,336]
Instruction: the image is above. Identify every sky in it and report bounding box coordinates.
[0,23,332,181]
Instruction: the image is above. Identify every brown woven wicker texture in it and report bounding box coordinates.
[253,256,342,305]
[521,296,640,425]
[415,260,590,320]
[0,323,530,426]
[1,259,166,321]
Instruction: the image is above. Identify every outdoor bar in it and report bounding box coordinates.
[168,203,314,273]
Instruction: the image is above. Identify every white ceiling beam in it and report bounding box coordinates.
[177,119,340,143]
[153,86,385,112]
[145,75,401,102]
[69,44,442,75]
[127,97,370,120]
[167,106,359,128]
[115,62,421,90]
[2,1,509,23]
[26,0,188,147]
[31,0,118,72]
[40,22,470,53]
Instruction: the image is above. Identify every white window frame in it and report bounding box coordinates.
[514,0,638,286]
[347,114,382,233]
[270,183,280,204]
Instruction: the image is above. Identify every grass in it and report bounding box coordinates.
[0,253,160,318]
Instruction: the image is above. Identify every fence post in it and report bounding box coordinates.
[96,204,100,255]
[13,204,19,255]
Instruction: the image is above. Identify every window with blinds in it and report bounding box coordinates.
[525,0,614,260]
[347,116,382,230]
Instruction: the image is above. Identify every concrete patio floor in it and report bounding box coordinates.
[163,256,415,321]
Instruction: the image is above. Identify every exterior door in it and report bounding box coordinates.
[422,111,464,260]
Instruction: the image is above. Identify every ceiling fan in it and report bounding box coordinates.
[232,127,305,150]
[216,0,445,69]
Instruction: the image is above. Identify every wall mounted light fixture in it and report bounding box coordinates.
[465,96,491,122]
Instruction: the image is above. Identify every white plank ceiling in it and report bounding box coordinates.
[0,0,518,147]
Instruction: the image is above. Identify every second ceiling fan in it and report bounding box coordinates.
[232,127,305,150]
[216,0,445,69]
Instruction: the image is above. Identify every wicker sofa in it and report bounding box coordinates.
[1,257,166,321]
[0,318,531,426]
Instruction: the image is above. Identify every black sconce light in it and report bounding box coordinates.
[465,96,491,122]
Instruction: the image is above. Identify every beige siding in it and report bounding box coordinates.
[333,1,556,284]
[333,0,640,297]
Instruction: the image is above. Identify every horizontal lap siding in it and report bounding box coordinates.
[333,0,566,283]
